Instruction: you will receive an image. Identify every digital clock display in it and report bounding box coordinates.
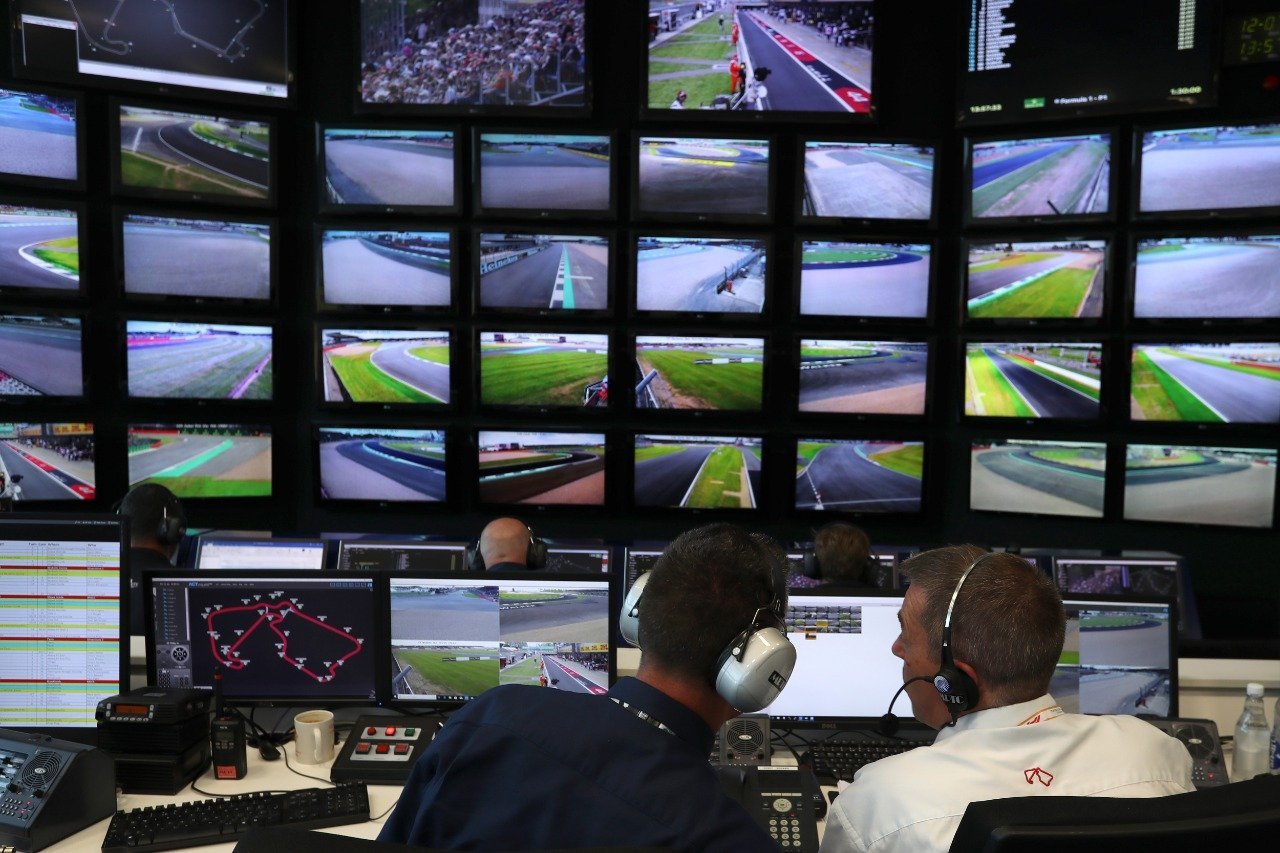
[1224,12,1280,65]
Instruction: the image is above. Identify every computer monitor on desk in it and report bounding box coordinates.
[335,539,467,572]
[195,536,328,570]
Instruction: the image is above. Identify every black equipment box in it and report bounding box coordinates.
[330,715,441,785]
[95,687,211,726]
[97,713,210,754]
[111,739,211,795]
[0,729,116,851]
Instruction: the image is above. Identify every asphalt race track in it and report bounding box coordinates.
[972,142,1070,187]
[804,146,931,218]
[1081,621,1168,668]
[0,217,79,290]
[134,118,269,193]
[799,250,928,316]
[637,244,764,312]
[129,435,269,483]
[0,323,81,395]
[480,146,609,210]
[634,445,715,507]
[368,341,450,402]
[1142,349,1280,423]
[325,138,453,206]
[971,447,1105,517]
[1140,137,1280,211]
[543,655,607,694]
[1125,457,1275,527]
[323,235,450,305]
[968,251,1093,299]
[638,141,768,213]
[798,349,926,413]
[0,442,92,499]
[0,95,76,179]
[796,443,921,512]
[480,242,607,309]
[982,349,1098,418]
[1134,241,1280,317]
[1079,670,1170,716]
[738,12,869,112]
[123,224,269,299]
[320,439,446,501]
[392,589,498,641]
[500,595,607,643]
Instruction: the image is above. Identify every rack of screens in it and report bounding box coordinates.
[795,438,924,514]
[1135,122,1280,218]
[633,434,763,511]
[118,211,274,303]
[318,227,453,310]
[964,238,1108,321]
[796,240,931,320]
[476,430,606,507]
[966,133,1113,223]
[1131,233,1280,321]
[797,339,929,416]
[316,427,447,503]
[1129,342,1280,425]
[970,439,1107,520]
[0,313,83,398]
[127,424,272,499]
[963,342,1103,419]
[800,140,934,222]
[0,83,83,189]
[125,320,273,401]
[1124,445,1277,529]
[335,540,467,573]
[318,327,451,406]
[0,422,95,501]
[319,127,458,213]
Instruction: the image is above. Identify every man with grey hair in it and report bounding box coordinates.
[821,545,1193,853]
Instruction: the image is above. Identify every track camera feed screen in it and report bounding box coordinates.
[0,314,82,397]
[389,576,610,702]
[969,133,1111,221]
[12,0,291,99]
[322,129,454,209]
[647,1,873,115]
[479,331,608,409]
[0,422,95,501]
[802,141,933,220]
[150,575,376,701]
[320,328,450,405]
[318,427,446,503]
[798,339,927,415]
[0,204,80,294]
[1133,235,1280,319]
[1052,600,1174,717]
[967,239,1107,319]
[478,233,608,312]
[1130,343,1280,425]
[798,241,930,319]
[479,133,609,212]
[970,439,1106,519]
[795,439,923,513]
[0,85,78,183]
[964,343,1102,419]
[477,430,605,506]
[637,136,768,217]
[1056,559,1180,599]
[128,424,271,498]
[122,213,271,301]
[1125,445,1276,529]
[634,434,762,510]
[359,0,586,108]
[634,335,763,412]
[635,236,766,314]
[126,321,272,401]
[1138,123,1280,214]
[117,104,270,202]
[320,229,451,308]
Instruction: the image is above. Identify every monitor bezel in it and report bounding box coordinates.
[474,326,612,414]
[121,315,276,404]
[125,422,274,502]
[315,222,457,314]
[793,334,933,421]
[473,427,610,511]
[0,195,86,299]
[630,229,773,321]
[793,235,935,324]
[312,424,451,507]
[0,81,86,191]
[631,330,769,416]
[795,137,938,227]
[0,309,86,400]
[960,337,1107,423]
[629,430,767,514]
[316,322,454,410]
[1127,227,1280,323]
[961,232,1112,326]
[631,131,775,225]
[967,436,1110,521]
[472,227,615,317]
[792,434,928,518]
[472,128,616,220]
[316,123,463,216]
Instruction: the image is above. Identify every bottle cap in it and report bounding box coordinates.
[1246,682,1264,696]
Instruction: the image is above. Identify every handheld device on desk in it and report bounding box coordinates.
[715,764,821,852]
[330,715,439,784]
[210,669,247,780]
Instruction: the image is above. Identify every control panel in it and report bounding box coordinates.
[330,715,440,785]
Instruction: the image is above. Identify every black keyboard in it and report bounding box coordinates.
[808,738,927,783]
[100,782,370,853]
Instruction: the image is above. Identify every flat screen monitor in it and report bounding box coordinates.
[622,546,665,591]
[797,240,931,320]
[633,434,762,510]
[0,422,95,500]
[127,424,271,499]
[0,313,83,398]
[119,212,273,303]
[636,135,769,219]
[1132,234,1280,320]
[476,132,611,215]
[970,439,1106,519]
[0,513,127,740]
[544,546,610,574]
[1124,444,1276,529]
[798,339,928,416]
[319,327,451,405]
[477,232,610,313]
[785,551,897,590]
[0,83,82,188]
[147,572,377,704]
[336,540,466,573]
[477,430,606,507]
[317,427,446,503]
[795,438,924,514]
[635,335,764,412]
[959,0,1215,124]
[966,239,1108,320]
[635,235,767,315]
[195,537,326,571]
[1054,556,1181,599]
[10,0,292,100]
[320,127,457,212]
[113,102,273,205]
[358,0,588,112]
[1136,123,1280,216]
[0,202,82,296]
[388,572,613,704]
[125,320,273,401]
[478,331,609,409]
[1130,343,1280,425]
[967,133,1112,222]
[318,228,452,310]
[964,342,1103,419]
[645,2,874,116]
[800,140,934,221]
[1052,597,1177,717]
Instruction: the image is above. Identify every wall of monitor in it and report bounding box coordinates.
[0,1,1277,646]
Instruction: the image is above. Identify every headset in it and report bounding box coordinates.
[467,524,548,571]
[932,551,1000,725]
[115,485,187,548]
[802,522,873,582]
[619,550,796,713]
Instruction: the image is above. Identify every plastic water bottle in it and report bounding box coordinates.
[1271,694,1280,774]
[1232,682,1270,782]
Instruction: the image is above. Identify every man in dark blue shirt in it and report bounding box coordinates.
[379,524,786,851]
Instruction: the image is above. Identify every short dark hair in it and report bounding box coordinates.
[814,522,871,583]
[901,545,1065,706]
[637,524,785,686]
[118,483,185,547]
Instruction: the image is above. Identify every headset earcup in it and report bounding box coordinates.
[714,626,796,713]
[467,544,485,572]
[933,664,978,720]
[803,550,820,579]
[618,572,649,646]
[527,536,548,570]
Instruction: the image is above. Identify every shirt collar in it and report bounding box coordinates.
[608,676,715,755]
[935,694,1060,742]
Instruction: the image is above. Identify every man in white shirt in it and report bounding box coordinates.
[821,545,1194,853]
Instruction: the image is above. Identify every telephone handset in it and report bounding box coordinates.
[715,763,822,852]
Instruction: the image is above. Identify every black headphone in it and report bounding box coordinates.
[467,525,548,571]
[114,486,187,548]
[933,552,999,725]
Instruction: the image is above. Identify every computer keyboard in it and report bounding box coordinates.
[100,782,370,853]
[807,738,927,783]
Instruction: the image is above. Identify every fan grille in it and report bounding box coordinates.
[20,751,63,788]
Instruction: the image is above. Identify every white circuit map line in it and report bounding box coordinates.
[68,0,266,60]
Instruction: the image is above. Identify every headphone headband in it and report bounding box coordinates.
[934,551,999,725]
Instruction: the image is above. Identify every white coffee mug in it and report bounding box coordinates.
[294,709,336,764]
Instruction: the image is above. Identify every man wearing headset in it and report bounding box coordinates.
[820,545,1193,852]
[474,516,543,571]
[117,483,187,635]
[379,523,795,851]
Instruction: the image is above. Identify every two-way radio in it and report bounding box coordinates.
[210,669,247,780]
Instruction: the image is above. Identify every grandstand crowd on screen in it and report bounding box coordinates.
[767,1,873,49]
[9,435,94,463]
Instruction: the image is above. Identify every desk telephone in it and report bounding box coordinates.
[716,764,822,851]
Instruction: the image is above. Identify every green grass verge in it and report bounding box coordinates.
[397,649,497,696]
[686,446,746,507]
[1028,448,1104,470]
[501,657,542,685]
[142,476,270,497]
[970,267,1094,318]
[649,74,731,110]
[481,351,607,406]
[502,593,567,603]
[1131,349,1220,421]
[966,349,1035,416]
[650,19,731,60]
[382,441,445,459]
[130,339,272,399]
[641,348,761,409]
[1138,244,1185,257]
[635,444,689,463]
[868,444,923,479]
[648,61,704,74]
[797,442,829,467]
[1128,450,1206,468]
[120,150,249,196]
[800,346,876,357]
[408,345,450,365]
[972,143,1104,215]
[329,349,440,403]
[1058,652,1081,665]
[191,121,268,159]
[32,238,79,275]
[803,249,893,263]
[479,451,566,469]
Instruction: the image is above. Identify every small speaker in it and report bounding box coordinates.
[718,714,770,765]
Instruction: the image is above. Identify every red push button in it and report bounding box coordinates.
[394,744,410,755]
[376,744,390,754]
[355,742,371,754]
[385,727,396,736]
[366,726,377,736]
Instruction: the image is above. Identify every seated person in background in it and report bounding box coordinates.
[117,483,187,635]
[814,521,875,587]
[821,545,1193,853]
[473,516,543,571]
[380,523,791,851]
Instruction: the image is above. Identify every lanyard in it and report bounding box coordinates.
[610,697,676,738]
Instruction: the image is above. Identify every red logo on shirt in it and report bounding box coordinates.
[1024,767,1054,787]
